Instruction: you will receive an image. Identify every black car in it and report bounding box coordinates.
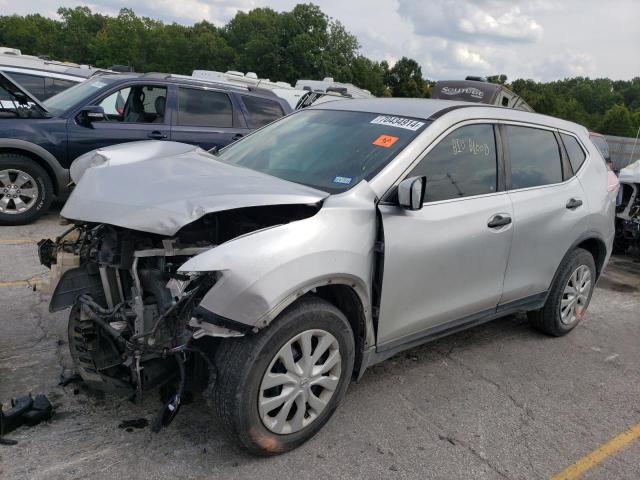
[0,72,291,225]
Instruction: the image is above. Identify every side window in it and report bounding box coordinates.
[7,72,45,99]
[177,88,233,127]
[409,124,498,202]
[241,95,284,128]
[98,85,167,123]
[45,78,78,98]
[506,125,563,189]
[561,133,586,172]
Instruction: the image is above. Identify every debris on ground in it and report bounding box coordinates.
[0,393,54,445]
[118,418,149,432]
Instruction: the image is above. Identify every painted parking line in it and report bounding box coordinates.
[0,239,37,245]
[552,422,640,480]
[0,279,43,288]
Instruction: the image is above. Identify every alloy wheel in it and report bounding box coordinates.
[560,265,592,325]
[0,169,39,215]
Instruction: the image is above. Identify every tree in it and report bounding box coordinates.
[386,57,426,97]
[57,7,106,64]
[2,3,640,120]
[350,56,387,96]
[599,105,633,136]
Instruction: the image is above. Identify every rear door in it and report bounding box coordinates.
[170,86,250,150]
[500,124,588,304]
[377,123,514,347]
[66,82,170,160]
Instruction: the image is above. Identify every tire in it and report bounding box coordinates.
[0,153,53,226]
[213,296,355,455]
[527,248,596,336]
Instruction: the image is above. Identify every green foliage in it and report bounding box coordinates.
[0,5,639,136]
[511,77,639,135]
[386,57,426,98]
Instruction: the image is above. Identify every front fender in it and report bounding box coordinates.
[179,183,378,332]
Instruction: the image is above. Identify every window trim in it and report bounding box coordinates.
[94,82,169,125]
[381,119,505,205]
[176,86,236,128]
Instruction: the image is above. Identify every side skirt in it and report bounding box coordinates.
[356,291,547,379]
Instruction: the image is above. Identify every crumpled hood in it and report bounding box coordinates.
[619,159,640,184]
[62,141,329,235]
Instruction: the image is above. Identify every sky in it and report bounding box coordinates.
[1,0,639,81]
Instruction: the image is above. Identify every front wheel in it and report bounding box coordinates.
[528,248,596,336]
[213,296,355,455]
[0,153,53,225]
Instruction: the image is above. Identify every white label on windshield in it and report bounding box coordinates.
[91,81,107,88]
[370,115,425,131]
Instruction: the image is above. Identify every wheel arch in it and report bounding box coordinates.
[575,236,608,279]
[311,283,369,379]
[0,140,69,196]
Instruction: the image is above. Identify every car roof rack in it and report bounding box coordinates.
[138,72,279,98]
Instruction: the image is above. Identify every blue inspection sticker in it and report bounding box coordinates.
[332,176,353,185]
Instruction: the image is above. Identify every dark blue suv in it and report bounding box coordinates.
[0,72,291,225]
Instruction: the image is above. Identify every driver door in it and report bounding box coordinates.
[377,123,514,349]
[66,83,170,161]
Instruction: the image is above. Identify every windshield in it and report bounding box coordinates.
[43,77,114,115]
[218,109,428,193]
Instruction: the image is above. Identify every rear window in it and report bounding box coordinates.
[219,110,428,193]
[178,88,233,127]
[506,125,563,189]
[242,95,284,128]
[561,134,586,172]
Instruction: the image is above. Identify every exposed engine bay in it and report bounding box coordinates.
[38,204,319,430]
[615,180,640,258]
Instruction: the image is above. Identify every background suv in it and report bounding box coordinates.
[0,72,291,224]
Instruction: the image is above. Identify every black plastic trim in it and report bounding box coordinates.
[192,305,254,334]
[366,290,549,367]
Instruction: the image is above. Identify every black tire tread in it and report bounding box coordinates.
[528,248,596,337]
[213,295,354,455]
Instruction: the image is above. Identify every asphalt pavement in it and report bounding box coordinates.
[1,207,639,479]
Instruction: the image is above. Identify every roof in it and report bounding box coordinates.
[309,97,587,133]
[103,72,280,98]
[310,98,478,119]
[0,52,111,78]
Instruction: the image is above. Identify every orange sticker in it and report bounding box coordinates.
[372,134,399,148]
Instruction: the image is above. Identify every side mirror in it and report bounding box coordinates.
[398,176,426,211]
[77,105,106,126]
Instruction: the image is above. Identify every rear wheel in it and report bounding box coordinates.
[528,248,596,336]
[0,153,53,225]
[213,296,355,455]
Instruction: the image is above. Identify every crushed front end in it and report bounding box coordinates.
[39,222,230,430]
[615,180,640,258]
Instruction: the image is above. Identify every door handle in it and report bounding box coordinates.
[147,131,167,140]
[232,133,244,141]
[487,214,512,228]
[566,198,583,209]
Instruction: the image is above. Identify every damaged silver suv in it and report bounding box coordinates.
[40,99,615,455]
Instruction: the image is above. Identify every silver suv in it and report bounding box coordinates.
[41,98,615,455]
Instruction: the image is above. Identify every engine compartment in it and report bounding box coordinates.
[38,203,321,429]
[615,181,640,257]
